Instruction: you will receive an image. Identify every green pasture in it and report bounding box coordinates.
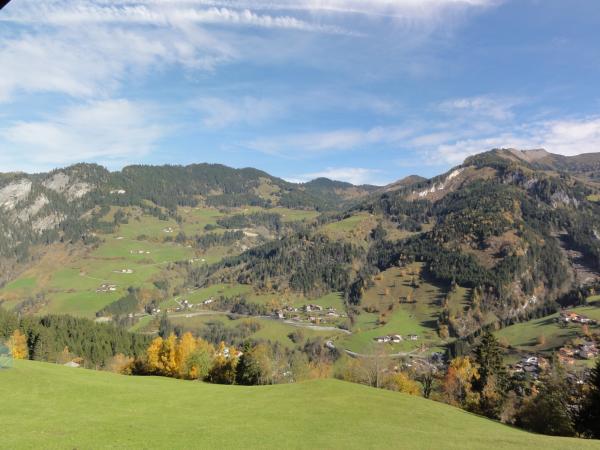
[1,360,597,449]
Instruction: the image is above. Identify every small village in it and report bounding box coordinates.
[509,355,549,379]
[558,310,599,325]
[373,334,419,343]
[558,341,600,365]
[274,303,347,325]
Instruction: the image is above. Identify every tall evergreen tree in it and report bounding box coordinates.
[517,363,575,437]
[578,358,600,438]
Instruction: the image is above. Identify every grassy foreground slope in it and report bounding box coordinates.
[2,361,598,449]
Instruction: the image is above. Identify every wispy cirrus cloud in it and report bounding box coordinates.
[3,2,354,35]
[192,96,283,128]
[0,24,234,102]
[246,125,413,156]
[0,0,500,103]
[438,95,523,121]
[119,0,500,19]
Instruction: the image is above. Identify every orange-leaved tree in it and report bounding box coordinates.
[443,356,480,409]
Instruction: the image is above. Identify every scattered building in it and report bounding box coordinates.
[579,342,599,359]
[63,361,81,368]
[558,311,597,325]
[96,283,117,293]
[130,250,151,255]
[374,334,404,343]
[511,355,549,379]
[304,304,323,312]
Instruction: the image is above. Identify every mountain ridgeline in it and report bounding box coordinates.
[2,148,600,335]
[0,163,375,266]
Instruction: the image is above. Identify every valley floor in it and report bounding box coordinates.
[1,360,598,449]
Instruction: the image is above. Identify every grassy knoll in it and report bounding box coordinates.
[178,206,224,235]
[117,215,180,240]
[92,236,192,263]
[38,291,123,318]
[447,285,471,315]
[240,206,319,223]
[272,207,319,222]
[496,303,600,354]
[179,283,346,312]
[1,360,597,449]
[339,264,445,354]
[322,212,377,243]
[166,314,343,348]
[0,235,193,318]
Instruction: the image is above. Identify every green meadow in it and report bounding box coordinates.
[1,360,597,449]
[339,264,446,354]
[166,313,344,348]
[496,301,600,354]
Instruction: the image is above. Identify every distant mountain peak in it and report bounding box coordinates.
[383,175,428,192]
[505,148,551,162]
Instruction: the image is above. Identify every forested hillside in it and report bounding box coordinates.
[2,149,600,441]
[0,163,374,280]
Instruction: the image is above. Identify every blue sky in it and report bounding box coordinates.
[1,0,600,185]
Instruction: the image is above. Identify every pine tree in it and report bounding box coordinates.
[517,363,575,436]
[473,331,506,418]
[578,358,600,438]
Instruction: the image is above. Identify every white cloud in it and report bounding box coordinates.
[0,0,500,102]
[3,2,352,34]
[0,99,166,170]
[430,117,600,165]
[542,118,600,155]
[0,24,234,102]
[192,96,282,128]
[131,0,499,19]
[247,126,413,156]
[438,95,521,121]
[288,167,384,185]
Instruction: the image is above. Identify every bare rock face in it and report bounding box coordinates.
[33,213,64,232]
[43,172,91,200]
[42,172,70,193]
[66,182,92,200]
[0,179,32,210]
[16,195,50,222]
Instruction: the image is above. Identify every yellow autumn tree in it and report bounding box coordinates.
[443,356,480,409]
[107,353,134,375]
[383,372,421,396]
[9,329,27,360]
[176,332,198,378]
[209,342,238,384]
[160,334,178,377]
[146,336,163,373]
